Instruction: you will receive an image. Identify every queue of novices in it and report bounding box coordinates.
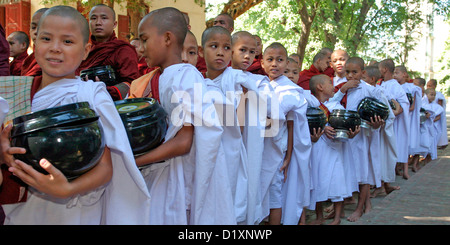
[0,5,447,225]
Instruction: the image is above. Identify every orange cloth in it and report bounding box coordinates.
[128,68,161,102]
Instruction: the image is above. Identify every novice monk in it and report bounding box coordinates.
[134,8,234,225]
[379,59,410,179]
[76,4,140,100]
[419,89,443,161]
[285,58,300,84]
[297,51,331,90]
[425,79,448,149]
[330,50,349,87]
[363,66,399,198]
[247,34,266,76]
[394,65,422,174]
[7,31,29,76]
[0,5,151,225]
[230,30,278,225]
[308,74,359,225]
[202,26,254,224]
[343,57,386,222]
[182,30,199,67]
[21,8,48,85]
[261,42,312,225]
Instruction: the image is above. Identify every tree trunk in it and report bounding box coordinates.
[296,0,319,69]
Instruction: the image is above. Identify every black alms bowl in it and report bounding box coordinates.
[115,97,167,156]
[328,109,361,132]
[10,103,105,180]
[306,107,327,134]
[420,108,427,124]
[80,65,116,87]
[357,97,390,122]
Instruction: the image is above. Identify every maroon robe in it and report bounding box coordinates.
[297,64,333,90]
[0,24,10,76]
[20,52,41,77]
[76,32,139,100]
[247,56,267,76]
[9,52,28,76]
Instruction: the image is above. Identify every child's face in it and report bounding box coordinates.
[284,61,299,83]
[138,23,166,68]
[203,32,232,72]
[35,15,90,80]
[331,52,348,76]
[427,90,436,103]
[261,47,288,80]
[255,36,262,57]
[7,34,26,58]
[30,12,45,46]
[316,58,329,72]
[231,35,256,71]
[181,33,198,67]
[345,62,364,82]
[89,6,117,41]
[393,68,406,83]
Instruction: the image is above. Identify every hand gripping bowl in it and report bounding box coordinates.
[80,65,116,87]
[328,109,361,141]
[114,97,167,156]
[10,102,105,180]
[420,108,427,124]
[306,107,327,135]
[357,97,390,129]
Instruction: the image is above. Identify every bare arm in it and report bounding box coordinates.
[280,120,293,182]
[135,124,194,167]
[9,146,113,199]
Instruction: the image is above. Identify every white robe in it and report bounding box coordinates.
[380,79,410,163]
[345,81,386,187]
[423,91,448,147]
[421,100,443,160]
[401,83,422,155]
[308,99,352,210]
[266,75,312,225]
[141,64,235,225]
[0,96,8,124]
[3,78,151,225]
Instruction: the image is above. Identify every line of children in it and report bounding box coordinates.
[0,5,447,226]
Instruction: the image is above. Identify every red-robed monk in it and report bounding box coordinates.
[0,23,9,76]
[76,4,140,101]
[21,8,48,78]
[7,31,29,76]
[297,51,332,90]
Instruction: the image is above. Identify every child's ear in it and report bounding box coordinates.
[198,46,204,58]
[82,43,92,61]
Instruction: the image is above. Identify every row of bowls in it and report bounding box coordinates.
[307,97,391,140]
[10,98,167,180]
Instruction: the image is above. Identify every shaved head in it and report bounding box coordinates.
[201,26,230,47]
[140,7,187,48]
[38,5,90,44]
[263,42,287,57]
[346,57,365,70]
[90,4,116,21]
[231,30,255,46]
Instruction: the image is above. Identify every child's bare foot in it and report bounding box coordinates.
[324,204,334,213]
[370,187,386,198]
[403,172,410,180]
[347,210,363,222]
[385,185,400,194]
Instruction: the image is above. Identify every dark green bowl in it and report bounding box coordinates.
[328,109,361,131]
[306,107,327,134]
[11,118,105,180]
[80,65,116,87]
[11,102,97,138]
[115,97,167,156]
[357,97,389,122]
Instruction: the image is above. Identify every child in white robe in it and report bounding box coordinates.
[230,31,278,225]
[134,8,235,225]
[0,6,151,225]
[394,65,422,174]
[344,58,385,222]
[421,89,444,160]
[261,42,312,225]
[379,59,411,179]
[308,74,358,225]
[425,79,448,149]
